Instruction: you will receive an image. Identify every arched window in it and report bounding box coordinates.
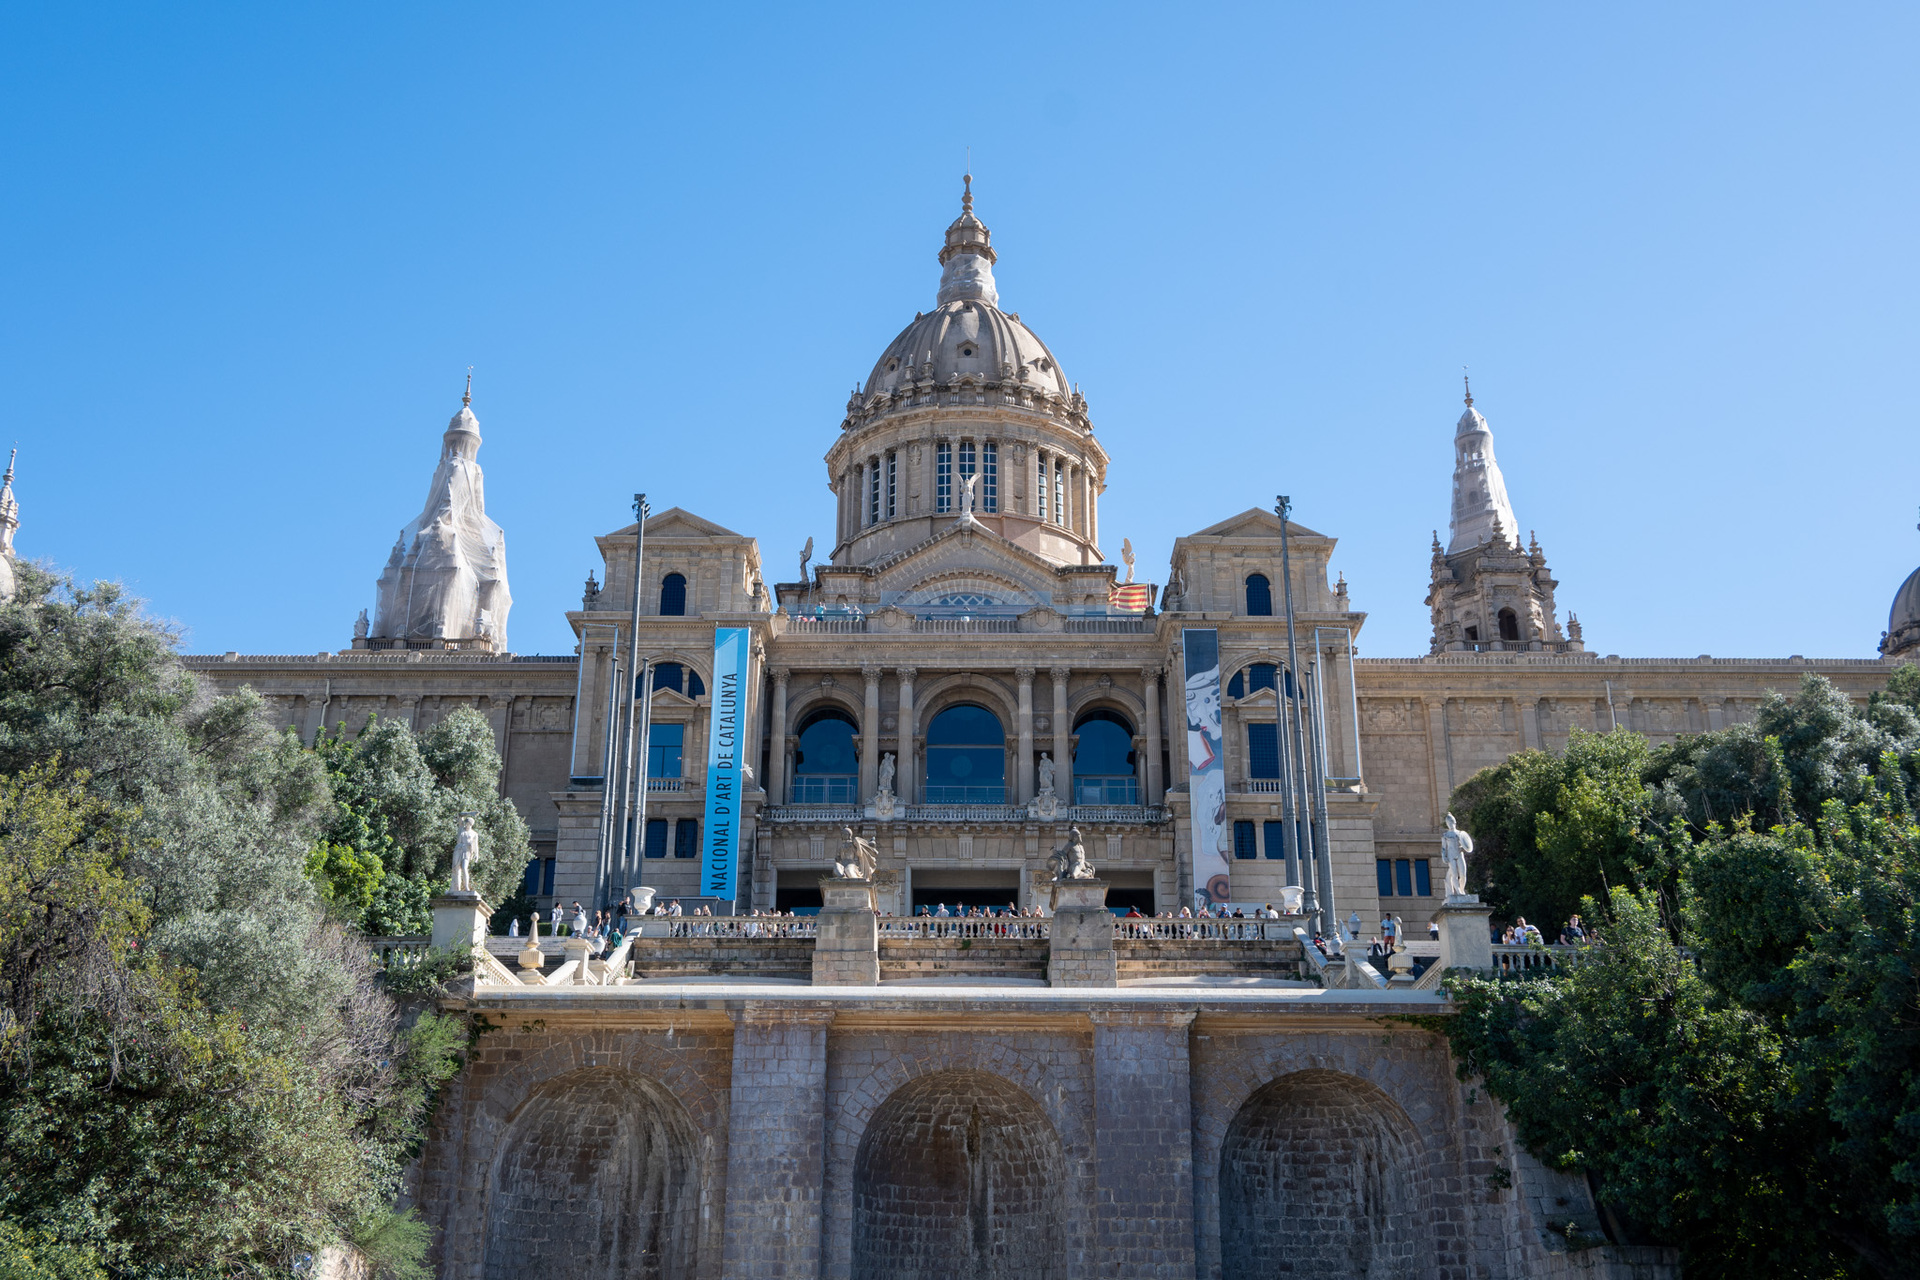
[1245,574,1274,616]
[659,573,687,616]
[793,708,859,804]
[647,662,706,698]
[1073,709,1137,804]
[925,704,1006,803]
[1227,663,1279,699]
[1498,608,1520,642]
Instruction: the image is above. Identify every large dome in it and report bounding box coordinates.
[1884,564,1920,658]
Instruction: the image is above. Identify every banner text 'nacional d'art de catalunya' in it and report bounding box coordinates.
[702,627,749,904]
[1183,628,1230,907]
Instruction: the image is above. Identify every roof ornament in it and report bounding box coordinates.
[463,366,473,408]
[1463,366,1473,408]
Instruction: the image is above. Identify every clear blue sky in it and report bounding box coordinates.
[3,4,1915,660]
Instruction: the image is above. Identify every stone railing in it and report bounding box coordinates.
[784,615,868,634]
[905,803,1028,823]
[647,777,685,793]
[1113,919,1292,941]
[912,616,1020,633]
[653,918,819,939]
[369,935,431,969]
[761,802,1170,826]
[1063,617,1151,634]
[881,918,1051,940]
[763,804,865,823]
[1066,804,1171,825]
[1492,942,1578,974]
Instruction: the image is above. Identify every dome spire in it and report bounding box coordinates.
[937,173,999,306]
[1447,381,1519,555]
[463,365,473,408]
[1463,366,1473,408]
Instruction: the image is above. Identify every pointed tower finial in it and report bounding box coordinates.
[1463,366,1472,408]
[463,366,473,408]
[962,170,973,214]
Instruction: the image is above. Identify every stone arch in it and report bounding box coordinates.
[1217,1068,1422,1279]
[851,1069,1066,1280]
[784,686,866,735]
[480,1067,701,1280]
[910,673,1019,739]
[1063,683,1145,723]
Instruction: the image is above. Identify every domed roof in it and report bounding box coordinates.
[857,177,1073,406]
[1884,519,1920,657]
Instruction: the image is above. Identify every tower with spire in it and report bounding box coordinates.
[364,381,512,651]
[0,448,19,604]
[1424,380,1581,655]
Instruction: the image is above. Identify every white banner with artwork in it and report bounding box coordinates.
[1183,627,1230,907]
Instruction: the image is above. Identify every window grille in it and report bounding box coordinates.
[1036,456,1048,521]
[1263,820,1285,861]
[868,459,880,526]
[1233,820,1258,860]
[673,818,699,859]
[936,442,952,512]
[1054,463,1066,525]
[981,442,997,512]
[885,452,896,519]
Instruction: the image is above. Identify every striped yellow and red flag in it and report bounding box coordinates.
[1108,583,1151,613]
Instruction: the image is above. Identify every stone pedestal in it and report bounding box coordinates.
[1435,895,1496,973]
[1048,878,1117,988]
[812,877,879,986]
[430,892,492,953]
[560,935,596,985]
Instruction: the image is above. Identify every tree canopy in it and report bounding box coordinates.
[1442,669,1920,1279]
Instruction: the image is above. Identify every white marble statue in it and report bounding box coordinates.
[957,473,978,521]
[1037,752,1056,796]
[876,751,895,797]
[450,813,481,894]
[1441,812,1474,900]
[835,826,879,880]
[353,608,369,640]
[1047,825,1095,882]
[799,536,813,583]
[1121,537,1136,584]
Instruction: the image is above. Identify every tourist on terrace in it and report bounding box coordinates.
[549,902,563,935]
[1560,914,1587,945]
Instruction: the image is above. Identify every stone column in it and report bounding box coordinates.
[812,876,879,985]
[397,694,421,728]
[1090,1009,1197,1274]
[1077,465,1092,540]
[1422,696,1450,831]
[895,667,916,803]
[486,694,512,755]
[1016,667,1036,803]
[1141,667,1164,804]
[1050,666,1073,805]
[721,1007,833,1278]
[860,665,882,800]
[767,668,790,805]
[1520,695,1542,751]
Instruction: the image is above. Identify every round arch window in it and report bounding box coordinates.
[1073,708,1137,805]
[925,704,1005,803]
[793,708,858,804]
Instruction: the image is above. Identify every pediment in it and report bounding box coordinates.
[1187,508,1328,541]
[871,525,1072,603]
[609,507,744,540]
[648,688,702,712]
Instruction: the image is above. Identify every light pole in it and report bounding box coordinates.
[608,494,650,910]
[1276,495,1320,934]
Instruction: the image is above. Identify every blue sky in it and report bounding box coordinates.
[2,4,1915,660]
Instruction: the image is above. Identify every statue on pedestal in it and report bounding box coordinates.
[1441,812,1475,900]
[1037,752,1056,795]
[449,813,481,894]
[1047,825,1096,882]
[834,826,879,880]
[957,474,978,523]
[876,752,895,797]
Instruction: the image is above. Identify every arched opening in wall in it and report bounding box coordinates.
[1219,1069,1421,1279]
[659,573,687,616]
[1497,608,1520,642]
[1245,574,1273,617]
[648,661,706,698]
[1226,663,1278,699]
[794,708,859,804]
[481,1069,700,1280]
[853,1069,1065,1280]
[925,704,1006,803]
[1072,709,1136,805]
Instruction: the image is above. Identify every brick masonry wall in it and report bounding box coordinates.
[1090,1009,1198,1276]
[719,1007,833,1279]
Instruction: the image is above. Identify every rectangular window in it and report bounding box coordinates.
[521,858,542,895]
[1036,456,1048,521]
[644,818,669,859]
[1395,859,1414,897]
[1263,820,1285,861]
[1376,858,1394,897]
[647,723,684,778]
[1247,723,1279,779]
[885,452,897,519]
[867,459,880,526]
[1414,858,1432,896]
[1054,463,1066,525]
[1233,819,1258,860]
[673,818,699,859]
[541,857,555,896]
[937,442,952,512]
[959,439,975,483]
[981,442,997,512]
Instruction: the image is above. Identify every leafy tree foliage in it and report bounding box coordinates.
[1442,669,1920,1279]
[0,566,467,1276]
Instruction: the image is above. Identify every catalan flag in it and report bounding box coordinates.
[1108,582,1151,613]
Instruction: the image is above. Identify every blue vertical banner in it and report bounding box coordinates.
[1182,627,1231,908]
[702,627,750,904]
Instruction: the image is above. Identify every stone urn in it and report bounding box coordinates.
[629,885,657,914]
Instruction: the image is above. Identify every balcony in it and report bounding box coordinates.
[791,775,859,804]
[760,802,1171,825]
[1073,776,1139,805]
[647,777,685,793]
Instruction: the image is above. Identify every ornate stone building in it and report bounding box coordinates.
[169,183,1920,1278]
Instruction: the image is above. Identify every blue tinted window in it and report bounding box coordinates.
[1233,820,1257,860]
[652,662,683,693]
[643,818,669,859]
[674,818,699,859]
[1377,859,1394,897]
[795,710,858,773]
[647,723,684,777]
[1247,723,1279,779]
[1245,574,1273,616]
[1263,820,1285,860]
[925,704,1005,802]
[659,573,686,616]
[1415,859,1432,896]
[1395,859,1414,897]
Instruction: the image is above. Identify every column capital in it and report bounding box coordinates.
[1140,666,1163,683]
[1015,666,1036,681]
[895,666,917,684]
[770,666,790,683]
[861,663,883,685]
[1049,665,1071,683]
